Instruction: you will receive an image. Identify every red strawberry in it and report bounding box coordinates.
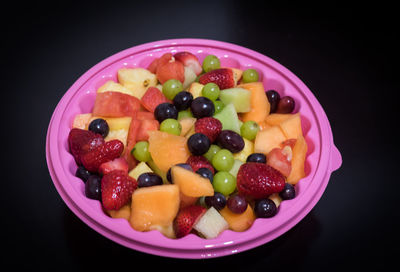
[99,157,129,175]
[174,205,206,238]
[174,52,202,76]
[199,68,235,90]
[80,139,124,172]
[68,128,104,165]
[101,170,137,210]
[194,117,222,143]
[237,162,285,199]
[187,156,215,174]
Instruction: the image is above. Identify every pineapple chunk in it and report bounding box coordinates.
[188,82,204,99]
[193,207,228,239]
[88,116,132,146]
[183,66,197,90]
[233,138,254,162]
[128,162,153,180]
[72,113,93,129]
[97,80,134,96]
[117,68,157,99]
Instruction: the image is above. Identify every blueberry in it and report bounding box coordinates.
[75,165,91,182]
[173,91,193,111]
[205,192,226,210]
[166,163,193,183]
[154,103,178,123]
[246,153,267,163]
[187,133,211,155]
[196,167,213,183]
[137,173,163,187]
[88,118,109,137]
[254,199,277,218]
[85,175,102,200]
[190,97,215,118]
[279,183,296,200]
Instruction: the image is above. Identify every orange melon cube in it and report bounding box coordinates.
[254,126,287,154]
[238,82,270,123]
[72,113,93,129]
[257,120,272,131]
[287,135,308,184]
[179,192,198,209]
[279,113,303,139]
[171,166,214,197]
[148,131,191,173]
[265,113,293,126]
[179,117,196,136]
[220,204,256,232]
[130,184,180,238]
[106,204,131,220]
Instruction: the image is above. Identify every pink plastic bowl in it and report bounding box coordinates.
[46,39,342,259]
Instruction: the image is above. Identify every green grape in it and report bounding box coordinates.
[213,100,225,114]
[160,118,182,136]
[202,55,221,72]
[177,110,193,120]
[162,79,183,100]
[213,171,236,196]
[212,149,234,171]
[242,69,259,83]
[203,144,221,161]
[131,141,151,162]
[240,120,260,140]
[201,83,220,101]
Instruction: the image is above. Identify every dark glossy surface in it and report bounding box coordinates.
[3,1,396,269]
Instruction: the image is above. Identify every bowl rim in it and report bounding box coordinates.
[46,38,341,258]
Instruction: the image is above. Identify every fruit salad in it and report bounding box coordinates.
[68,51,308,239]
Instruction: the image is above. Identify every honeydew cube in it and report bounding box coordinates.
[219,87,251,113]
[213,103,241,134]
[229,159,244,178]
[193,207,228,239]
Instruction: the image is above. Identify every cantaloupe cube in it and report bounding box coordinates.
[279,113,303,139]
[97,80,135,97]
[265,113,293,126]
[148,131,191,173]
[179,192,198,209]
[287,135,308,184]
[220,204,256,232]
[72,113,93,129]
[128,162,153,180]
[257,120,272,131]
[171,166,214,197]
[238,82,270,123]
[130,184,180,238]
[106,204,131,220]
[254,126,287,154]
[179,117,196,136]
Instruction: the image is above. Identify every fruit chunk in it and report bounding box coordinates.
[97,80,135,97]
[106,204,131,220]
[267,148,292,177]
[130,184,180,238]
[102,170,138,210]
[193,207,229,239]
[171,166,214,197]
[278,113,303,139]
[117,68,158,99]
[229,159,244,177]
[183,66,197,90]
[179,117,196,136]
[89,116,132,146]
[174,205,207,238]
[199,68,235,90]
[72,113,93,129]
[92,91,141,117]
[81,140,124,172]
[213,103,241,134]
[219,87,251,113]
[220,204,256,232]
[136,119,159,141]
[179,192,198,209]
[99,157,129,175]
[174,51,202,76]
[128,161,153,180]
[239,82,270,123]
[237,162,285,199]
[140,86,170,112]
[233,138,254,162]
[156,55,185,84]
[188,82,204,99]
[148,131,191,172]
[254,126,287,155]
[265,113,293,126]
[287,135,308,184]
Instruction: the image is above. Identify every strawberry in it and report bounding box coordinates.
[237,162,285,199]
[174,52,203,76]
[194,117,222,143]
[199,68,235,90]
[173,205,206,238]
[187,155,215,174]
[99,157,129,175]
[80,139,124,172]
[101,170,137,210]
[68,128,104,165]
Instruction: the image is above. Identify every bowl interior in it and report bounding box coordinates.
[48,39,327,257]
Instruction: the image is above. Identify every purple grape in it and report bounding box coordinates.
[254,199,277,218]
[217,130,244,153]
[266,90,280,113]
[227,195,247,214]
[205,192,226,210]
[276,96,295,114]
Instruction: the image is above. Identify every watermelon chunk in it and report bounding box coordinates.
[140,87,170,112]
[92,91,141,117]
[136,111,155,120]
[136,119,159,141]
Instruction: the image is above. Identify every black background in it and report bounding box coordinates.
[3,1,398,270]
